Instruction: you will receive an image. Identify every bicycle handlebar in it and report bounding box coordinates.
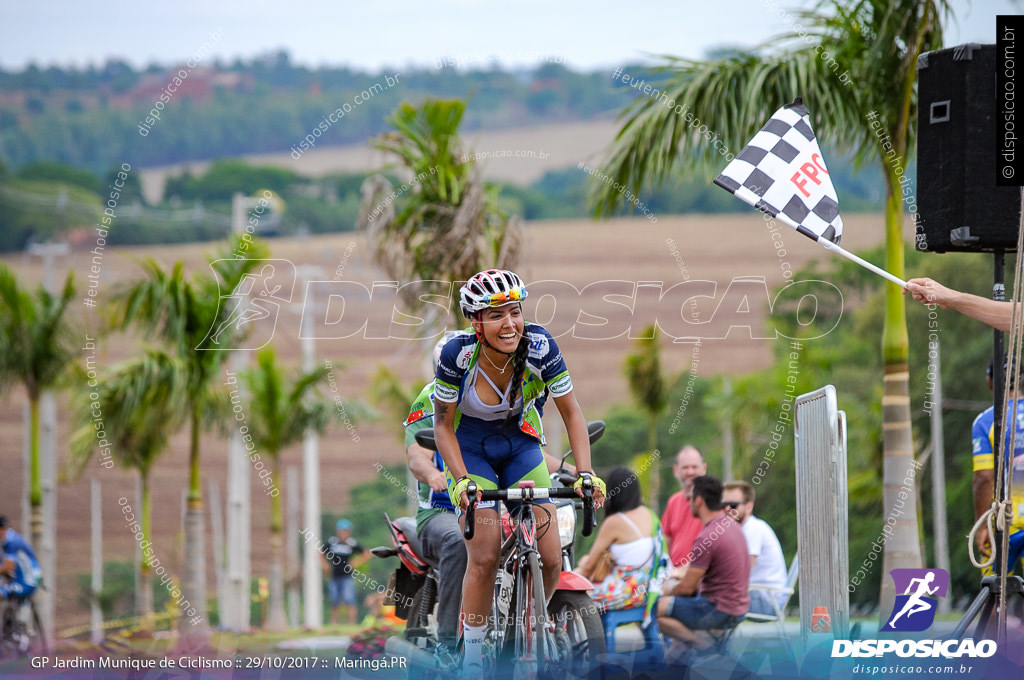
[463,483,595,540]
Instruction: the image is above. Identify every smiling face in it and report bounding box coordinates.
[673,446,707,491]
[473,303,525,354]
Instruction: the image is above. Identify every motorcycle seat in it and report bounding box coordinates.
[394,516,437,570]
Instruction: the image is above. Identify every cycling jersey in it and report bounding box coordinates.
[427,324,572,445]
[0,530,37,564]
[972,399,1024,535]
[406,381,457,532]
[0,529,41,600]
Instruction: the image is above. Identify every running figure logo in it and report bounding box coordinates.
[880,568,949,632]
[200,260,296,350]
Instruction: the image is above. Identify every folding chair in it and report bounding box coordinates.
[743,554,799,655]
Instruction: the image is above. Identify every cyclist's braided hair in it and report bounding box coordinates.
[504,332,530,424]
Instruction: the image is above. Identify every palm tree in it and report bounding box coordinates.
[0,263,79,646]
[357,98,522,325]
[66,349,190,631]
[593,0,949,616]
[108,236,268,645]
[239,346,333,632]
[625,325,667,511]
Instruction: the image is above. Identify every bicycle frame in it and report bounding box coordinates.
[490,490,544,664]
[0,593,42,659]
[465,482,594,675]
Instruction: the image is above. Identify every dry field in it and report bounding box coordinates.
[0,212,909,627]
[138,120,621,202]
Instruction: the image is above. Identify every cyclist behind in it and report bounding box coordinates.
[972,357,1024,573]
[0,516,40,602]
[404,332,475,668]
[406,332,580,668]
[430,269,606,677]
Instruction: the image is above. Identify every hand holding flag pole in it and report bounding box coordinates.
[714,98,907,289]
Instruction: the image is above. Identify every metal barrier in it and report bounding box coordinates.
[794,385,849,642]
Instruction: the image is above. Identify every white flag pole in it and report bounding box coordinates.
[772,210,908,288]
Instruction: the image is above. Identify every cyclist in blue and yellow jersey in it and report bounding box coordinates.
[428,269,606,677]
[971,357,1024,574]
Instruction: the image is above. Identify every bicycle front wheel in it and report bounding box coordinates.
[514,551,547,675]
[26,600,46,656]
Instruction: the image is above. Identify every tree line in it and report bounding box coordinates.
[0,153,892,254]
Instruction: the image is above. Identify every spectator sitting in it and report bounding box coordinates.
[577,467,663,611]
[722,481,788,616]
[657,475,749,657]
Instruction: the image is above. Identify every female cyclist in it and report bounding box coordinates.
[431,269,606,676]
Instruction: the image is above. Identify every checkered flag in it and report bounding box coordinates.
[713,98,907,288]
[714,98,842,245]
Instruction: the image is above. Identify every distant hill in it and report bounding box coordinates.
[0,53,628,173]
[0,53,905,252]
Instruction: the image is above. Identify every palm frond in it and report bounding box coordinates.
[358,98,521,328]
[594,0,949,217]
[239,347,338,463]
[0,264,80,399]
[65,348,189,481]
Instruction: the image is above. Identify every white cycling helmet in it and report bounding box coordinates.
[432,330,465,371]
[458,269,528,318]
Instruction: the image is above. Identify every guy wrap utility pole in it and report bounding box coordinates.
[221,192,267,631]
[295,264,326,629]
[26,241,68,648]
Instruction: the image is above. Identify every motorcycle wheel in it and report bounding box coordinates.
[546,590,606,676]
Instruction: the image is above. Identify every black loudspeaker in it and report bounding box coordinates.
[916,43,1020,253]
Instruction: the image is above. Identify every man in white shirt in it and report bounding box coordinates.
[722,481,788,616]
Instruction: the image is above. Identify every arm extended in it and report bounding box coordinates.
[906,278,1013,332]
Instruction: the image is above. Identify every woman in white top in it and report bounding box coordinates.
[577,467,662,610]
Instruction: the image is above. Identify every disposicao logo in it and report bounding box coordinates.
[831,568,997,660]
[881,568,949,632]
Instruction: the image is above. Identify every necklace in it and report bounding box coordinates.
[481,348,514,374]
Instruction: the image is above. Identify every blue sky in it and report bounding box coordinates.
[0,0,1020,72]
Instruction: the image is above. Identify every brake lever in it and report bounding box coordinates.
[463,481,478,540]
[581,479,595,537]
